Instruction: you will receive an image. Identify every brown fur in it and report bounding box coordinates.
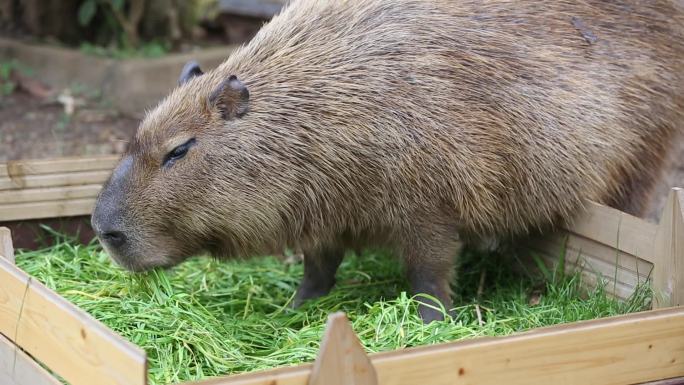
[93,0,684,322]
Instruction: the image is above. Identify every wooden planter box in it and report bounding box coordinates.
[1,155,683,385]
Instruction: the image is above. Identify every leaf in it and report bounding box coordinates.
[78,0,97,26]
[111,0,125,11]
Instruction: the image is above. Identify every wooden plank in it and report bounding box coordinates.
[527,233,653,301]
[530,252,641,300]
[653,188,684,308]
[372,308,684,385]
[0,332,62,385]
[567,201,658,263]
[182,307,684,385]
[180,365,311,385]
[0,185,102,204]
[0,156,118,178]
[0,258,147,385]
[0,170,111,190]
[537,234,653,280]
[0,227,13,264]
[308,313,377,385]
[0,198,97,221]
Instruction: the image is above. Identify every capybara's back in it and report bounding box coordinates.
[92,0,684,322]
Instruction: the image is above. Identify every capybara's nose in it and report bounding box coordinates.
[100,230,127,249]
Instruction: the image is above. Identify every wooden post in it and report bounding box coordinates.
[653,188,684,308]
[308,312,377,385]
[0,227,13,264]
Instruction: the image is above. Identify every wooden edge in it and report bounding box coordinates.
[653,188,684,308]
[308,313,377,385]
[0,170,112,190]
[639,378,684,385]
[0,258,147,385]
[0,155,119,178]
[563,200,658,263]
[177,365,312,385]
[0,184,103,205]
[179,307,684,385]
[0,227,14,264]
[0,332,62,385]
[0,198,97,221]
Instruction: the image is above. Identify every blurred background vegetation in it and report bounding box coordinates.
[0,0,286,58]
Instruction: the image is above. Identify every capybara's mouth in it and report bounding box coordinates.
[102,244,181,273]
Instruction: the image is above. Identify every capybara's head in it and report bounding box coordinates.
[92,62,276,271]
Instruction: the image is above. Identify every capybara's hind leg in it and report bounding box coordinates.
[608,175,654,217]
[607,155,667,218]
[293,246,344,307]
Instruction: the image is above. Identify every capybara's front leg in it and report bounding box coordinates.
[403,227,461,323]
[293,246,344,307]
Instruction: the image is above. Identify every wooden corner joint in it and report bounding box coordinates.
[653,188,684,309]
[308,312,378,385]
[0,227,14,264]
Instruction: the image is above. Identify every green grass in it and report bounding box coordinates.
[16,232,652,385]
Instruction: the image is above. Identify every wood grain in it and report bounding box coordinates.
[0,198,97,221]
[569,201,658,261]
[0,185,102,204]
[308,313,377,385]
[653,188,684,308]
[0,258,147,385]
[0,332,62,385]
[0,170,111,190]
[530,233,653,301]
[0,227,13,264]
[181,307,684,385]
[0,156,118,178]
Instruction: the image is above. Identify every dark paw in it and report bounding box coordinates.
[418,305,446,323]
[418,303,456,324]
[291,286,331,308]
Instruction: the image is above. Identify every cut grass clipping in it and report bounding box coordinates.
[16,231,651,385]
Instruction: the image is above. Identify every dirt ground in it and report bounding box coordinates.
[0,90,137,162]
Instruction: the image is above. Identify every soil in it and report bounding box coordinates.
[0,90,137,162]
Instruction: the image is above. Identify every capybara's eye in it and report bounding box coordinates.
[163,138,196,167]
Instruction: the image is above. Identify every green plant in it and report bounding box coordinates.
[0,60,18,96]
[76,0,198,57]
[0,60,33,97]
[78,0,145,50]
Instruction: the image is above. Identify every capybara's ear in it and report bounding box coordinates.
[178,60,204,85]
[208,75,250,120]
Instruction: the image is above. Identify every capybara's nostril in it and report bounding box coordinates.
[100,231,127,249]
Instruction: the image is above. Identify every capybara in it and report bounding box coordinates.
[92,0,684,322]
